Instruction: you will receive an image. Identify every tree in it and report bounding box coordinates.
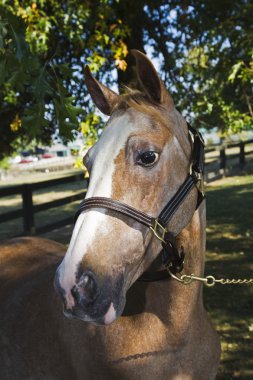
[0,0,129,158]
[145,0,253,134]
[114,0,253,134]
[0,0,252,159]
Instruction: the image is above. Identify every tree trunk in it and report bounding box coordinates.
[115,1,146,88]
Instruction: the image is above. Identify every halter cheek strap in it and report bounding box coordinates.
[74,124,205,281]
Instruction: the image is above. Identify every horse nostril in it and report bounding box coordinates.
[71,272,99,305]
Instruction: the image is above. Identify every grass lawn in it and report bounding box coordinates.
[205,174,253,380]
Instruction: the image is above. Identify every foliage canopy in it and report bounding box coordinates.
[0,0,129,157]
[0,0,252,158]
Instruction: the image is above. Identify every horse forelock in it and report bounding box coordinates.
[112,87,170,126]
[110,87,191,162]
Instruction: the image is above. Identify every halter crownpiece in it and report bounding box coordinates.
[75,123,205,280]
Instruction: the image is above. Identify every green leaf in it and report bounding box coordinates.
[58,63,74,78]
[33,66,53,100]
[0,57,6,85]
[9,24,26,61]
[228,62,243,83]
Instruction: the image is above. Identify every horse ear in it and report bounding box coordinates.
[84,66,119,115]
[131,50,173,106]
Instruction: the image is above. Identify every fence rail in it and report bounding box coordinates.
[204,139,253,181]
[0,139,252,239]
[0,173,88,237]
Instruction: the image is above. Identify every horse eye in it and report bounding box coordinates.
[136,151,159,167]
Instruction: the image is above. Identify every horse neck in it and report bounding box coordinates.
[176,200,206,280]
[133,201,206,330]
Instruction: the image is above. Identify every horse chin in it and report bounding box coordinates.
[63,296,126,326]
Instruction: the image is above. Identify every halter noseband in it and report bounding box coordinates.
[75,123,205,281]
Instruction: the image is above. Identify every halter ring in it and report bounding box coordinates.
[149,219,167,244]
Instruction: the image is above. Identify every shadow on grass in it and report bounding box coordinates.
[204,178,253,379]
[0,202,78,241]
[0,180,86,213]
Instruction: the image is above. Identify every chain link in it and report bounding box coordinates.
[167,268,253,287]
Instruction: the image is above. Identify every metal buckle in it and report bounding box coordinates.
[189,163,193,175]
[197,178,205,196]
[189,164,202,181]
[150,219,167,243]
[189,165,205,196]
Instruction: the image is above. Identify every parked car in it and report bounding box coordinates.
[19,156,38,164]
[42,153,55,159]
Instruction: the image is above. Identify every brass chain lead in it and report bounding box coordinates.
[166,268,253,287]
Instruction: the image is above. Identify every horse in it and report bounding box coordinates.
[0,50,220,379]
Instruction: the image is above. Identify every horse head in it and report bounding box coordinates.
[54,50,198,325]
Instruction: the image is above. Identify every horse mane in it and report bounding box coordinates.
[114,86,169,126]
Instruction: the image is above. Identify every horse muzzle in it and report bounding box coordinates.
[54,265,125,325]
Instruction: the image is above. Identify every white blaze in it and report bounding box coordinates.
[58,112,136,298]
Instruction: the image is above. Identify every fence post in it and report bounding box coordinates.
[220,147,226,176]
[239,141,245,169]
[22,184,35,235]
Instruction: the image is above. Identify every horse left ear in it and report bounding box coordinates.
[131,50,174,107]
[84,66,119,115]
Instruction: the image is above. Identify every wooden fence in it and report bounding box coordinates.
[204,139,253,181]
[0,139,252,238]
[0,173,88,236]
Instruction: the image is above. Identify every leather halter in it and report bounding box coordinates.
[75,123,205,281]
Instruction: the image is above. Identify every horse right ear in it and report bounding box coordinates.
[84,66,119,116]
[131,50,174,108]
